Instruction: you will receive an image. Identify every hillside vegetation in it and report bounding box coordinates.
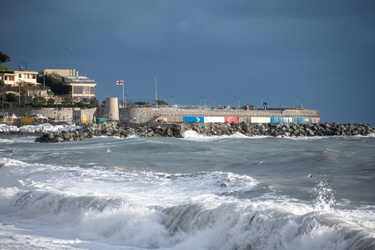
[0,64,12,71]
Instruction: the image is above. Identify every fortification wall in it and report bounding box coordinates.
[118,107,320,123]
[5,107,97,124]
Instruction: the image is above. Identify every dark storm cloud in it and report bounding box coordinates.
[2,0,375,124]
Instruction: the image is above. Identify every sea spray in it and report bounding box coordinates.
[312,181,337,212]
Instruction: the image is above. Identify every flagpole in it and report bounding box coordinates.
[122,79,125,108]
[154,77,158,107]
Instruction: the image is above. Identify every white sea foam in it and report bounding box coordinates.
[0,158,259,206]
[0,123,80,134]
[1,136,375,250]
[182,130,250,141]
[0,158,261,249]
[182,129,375,141]
[182,130,216,141]
[181,130,353,141]
[164,198,374,250]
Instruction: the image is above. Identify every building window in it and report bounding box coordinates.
[83,86,90,94]
[73,86,83,94]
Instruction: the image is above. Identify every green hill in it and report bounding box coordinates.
[0,64,12,71]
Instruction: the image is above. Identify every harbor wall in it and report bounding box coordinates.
[118,107,320,124]
[2,105,320,126]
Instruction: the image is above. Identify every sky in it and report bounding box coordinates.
[2,0,375,125]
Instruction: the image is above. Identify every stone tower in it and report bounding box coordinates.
[104,97,119,120]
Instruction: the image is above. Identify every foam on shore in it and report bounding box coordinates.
[0,123,80,134]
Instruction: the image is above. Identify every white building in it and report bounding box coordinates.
[0,70,39,87]
[42,68,96,101]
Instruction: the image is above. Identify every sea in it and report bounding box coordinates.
[0,130,374,250]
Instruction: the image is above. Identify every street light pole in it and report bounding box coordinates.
[19,81,21,105]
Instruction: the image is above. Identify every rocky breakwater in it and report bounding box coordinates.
[34,121,182,142]
[35,121,374,142]
[181,122,375,137]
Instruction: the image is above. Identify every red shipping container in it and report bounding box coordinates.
[224,117,239,123]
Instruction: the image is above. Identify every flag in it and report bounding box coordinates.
[116,80,124,85]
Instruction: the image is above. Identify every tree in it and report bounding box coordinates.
[47,98,55,105]
[32,96,47,106]
[156,99,168,106]
[90,98,99,107]
[0,52,10,64]
[62,97,73,105]
[44,73,64,95]
[5,93,18,103]
[81,98,89,103]
[135,101,149,105]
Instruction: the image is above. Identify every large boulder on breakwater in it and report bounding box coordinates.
[34,121,375,143]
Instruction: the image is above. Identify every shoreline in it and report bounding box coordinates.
[0,132,40,136]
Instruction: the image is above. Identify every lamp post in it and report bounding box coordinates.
[154,77,158,107]
[296,96,299,108]
[18,81,21,105]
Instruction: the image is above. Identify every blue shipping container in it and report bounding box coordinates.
[183,116,204,123]
[292,117,308,124]
[270,117,292,123]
